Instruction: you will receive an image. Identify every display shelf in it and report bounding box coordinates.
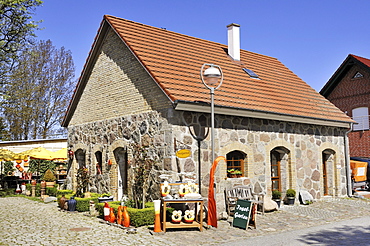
[161,198,204,232]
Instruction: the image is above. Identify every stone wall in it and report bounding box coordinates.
[67,108,348,213]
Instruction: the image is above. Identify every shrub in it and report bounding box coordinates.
[43,169,56,182]
[272,190,282,199]
[46,187,57,196]
[25,183,41,196]
[56,193,99,211]
[75,197,99,212]
[95,201,161,227]
[57,190,74,196]
[286,188,296,198]
[0,188,14,197]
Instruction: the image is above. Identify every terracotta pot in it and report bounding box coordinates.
[46,181,55,188]
[31,179,37,186]
[40,180,46,188]
[59,195,67,210]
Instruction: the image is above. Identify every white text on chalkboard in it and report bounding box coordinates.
[234,212,249,220]
[236,204,250,212]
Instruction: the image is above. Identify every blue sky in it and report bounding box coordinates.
[34,0,370,91]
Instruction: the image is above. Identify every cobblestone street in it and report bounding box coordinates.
[0,197,370,245]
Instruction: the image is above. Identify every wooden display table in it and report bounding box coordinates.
[161,198,204,232]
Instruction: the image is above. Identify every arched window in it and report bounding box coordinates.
[95,151,102,175]
[353,107,369,131]
[226,150,246,177]
[75,149,86,169]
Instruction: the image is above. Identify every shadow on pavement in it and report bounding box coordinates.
[297,225,370,245]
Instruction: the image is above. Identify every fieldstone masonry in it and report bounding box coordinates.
[67,108,348,213]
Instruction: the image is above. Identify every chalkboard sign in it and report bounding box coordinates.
[232,199,253,229]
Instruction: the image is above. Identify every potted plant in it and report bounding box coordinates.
[272,190,282,207]
[286,188,296,205]
[98,193,113,203]
[234,170,242,178]
[227,169,236,178]
[43,169,56,187]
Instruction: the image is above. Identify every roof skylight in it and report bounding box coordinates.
[242,68,259,79]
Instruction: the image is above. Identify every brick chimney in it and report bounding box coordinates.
[227,23,240,61]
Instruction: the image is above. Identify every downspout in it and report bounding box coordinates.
[344,123,353,197]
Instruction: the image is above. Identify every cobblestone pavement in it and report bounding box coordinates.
[0,196,370,245]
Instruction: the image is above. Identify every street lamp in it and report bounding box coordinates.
[200,63,223,182]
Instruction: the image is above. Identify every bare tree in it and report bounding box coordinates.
[3,39,75,140]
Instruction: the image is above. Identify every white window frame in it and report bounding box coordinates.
[353,107,369,131]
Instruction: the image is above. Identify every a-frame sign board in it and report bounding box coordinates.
[232,199,256,229]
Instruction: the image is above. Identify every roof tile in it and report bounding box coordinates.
[65,15,352,125]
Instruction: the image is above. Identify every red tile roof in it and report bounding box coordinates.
[351,54,370,67]
[62,15,352,127]
[320,54,370,97]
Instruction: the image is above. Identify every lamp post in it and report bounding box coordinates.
[200,63,223,183]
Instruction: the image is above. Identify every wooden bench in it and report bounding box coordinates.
[225,185,264,217]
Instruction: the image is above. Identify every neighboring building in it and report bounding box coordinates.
[0,138,67,153]
[320,54,370,158]
[62,15,353,213]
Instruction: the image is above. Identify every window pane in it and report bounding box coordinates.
[353,107,369,130]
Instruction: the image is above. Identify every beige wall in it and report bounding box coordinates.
[69,29,171,126]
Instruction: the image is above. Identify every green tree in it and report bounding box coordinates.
[0,0,43,83]
[3,39,75,140]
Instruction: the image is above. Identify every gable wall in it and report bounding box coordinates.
[327,64,370,114]
[326,64,370,158]
[69,28,172,126]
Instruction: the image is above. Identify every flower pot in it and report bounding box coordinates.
[98,196,114,203]
[68,197,77,212]
[46,181,55,188]
[273,199,281,208]
[287,197,295,205]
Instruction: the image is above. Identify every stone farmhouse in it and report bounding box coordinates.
[320,54,370,159]
[62,15,353,212]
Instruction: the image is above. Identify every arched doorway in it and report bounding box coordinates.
[270,147,290,192]
[114,147,127,200]
[322,149,335,196]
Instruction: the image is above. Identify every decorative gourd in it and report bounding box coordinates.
[183,210,195,223]
[178,184,188,197]
[122,206,130,227]
[109,207,116,223]
[161,181,170,197]
[171,210,182,223]
[103,202,110,221]
[117,205,123,225]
